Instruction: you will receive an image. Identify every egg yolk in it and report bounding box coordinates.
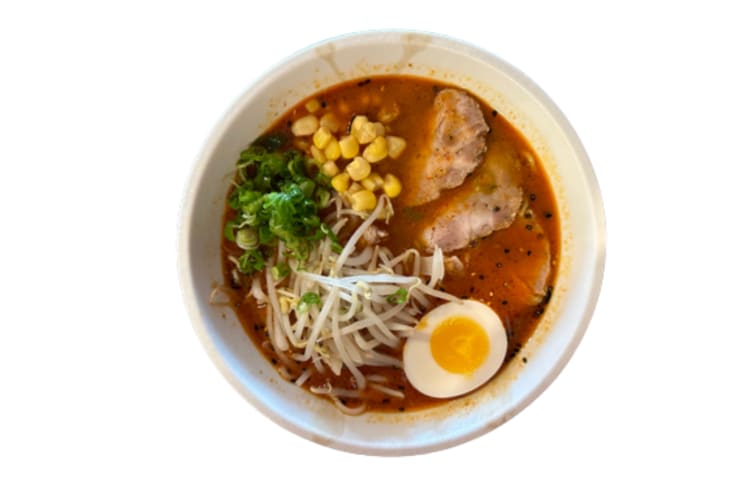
[429,316,490,374]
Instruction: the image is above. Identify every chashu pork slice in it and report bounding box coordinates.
[419,145,524,253]
[405,88,490,206]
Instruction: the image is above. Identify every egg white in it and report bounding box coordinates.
[403,300,508,398]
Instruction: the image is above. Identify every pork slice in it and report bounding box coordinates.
[406,89,490,206]
[420,152,523,253]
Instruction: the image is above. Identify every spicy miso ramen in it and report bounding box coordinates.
[218,76,559,414]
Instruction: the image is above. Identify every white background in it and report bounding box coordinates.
[2,1,748,498]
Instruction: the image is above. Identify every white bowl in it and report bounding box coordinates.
[178,30,605,455]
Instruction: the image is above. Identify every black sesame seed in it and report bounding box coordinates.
[286,120,292,127]
[522,357,528,363]
[495,262,503,268]
[493,206,500,212]
[527,250,532,256]
[525,224,533,231]
[469,286,475,293]
[501,300,508,305]
[398,407,405,412]
[492,109,498,117]
[529,193,537,201]
[461,295,469,300]
[432,85,439,93]
[524,211,532,219]
[397,385,405,391]
[478,274,485,280]
[382,398,391,404]
[542,286,553,305]
[271,358,277,365]
[504,248,510,254]
[320,100,327,108]
[544,211,553,219]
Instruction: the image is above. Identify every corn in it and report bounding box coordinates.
[321,160,339,177]
[383,173,402,198]
[348,182,363,194]
[362,136,388,163]
[339,135,359,159]
[291,115,319,136]
[279,296,293,314]
[377,102,400,123]
[361,172,384,192]
[294,138,310,151]
[331,172,350,193]
[350,115,368,135]
[373,122,386,137]
[324,139,341,160]
[356,122,378,144]
[346,156,371,181]
[350,189,377,212]
[313,126,333,149]
[310,145,326,163]
[319,112,340,133]
[386,136,407,159]
[305,99,321,113]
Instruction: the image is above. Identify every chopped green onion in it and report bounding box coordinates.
[314,188,331,208]
[225,145,338,275]
[235,227,258,250]
[386,287,408,305]
[223,221,237,241]
[237,249,264,273]
[301,292,320,305]
[272,262,290,280]
[296,292,321,313]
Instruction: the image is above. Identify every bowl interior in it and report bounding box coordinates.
[179,31,605,455]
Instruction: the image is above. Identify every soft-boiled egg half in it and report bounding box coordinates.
[404,300,508,398]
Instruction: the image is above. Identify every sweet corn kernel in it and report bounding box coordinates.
[373,122,386,137]
[348,182,363,194]
[313,126,333,149]
[319,112,340,133]
[361,172,384,192]
[331,172,350,192]
[324,139,341,161]
[362,136,388,163]
[346,156,371,181]
[321,160,339,177]
[351,189,377,212]
[310,145,326,163]
[294,138,310,151]
[291,115,319,136]
[356,122,378,144]
[383,173,402,198]
[377,102,400,123]
[386,136,407,159]
[339,135,359,159]
[305,99,321,113]
[351,115,368,134]
[279,296,292,314]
